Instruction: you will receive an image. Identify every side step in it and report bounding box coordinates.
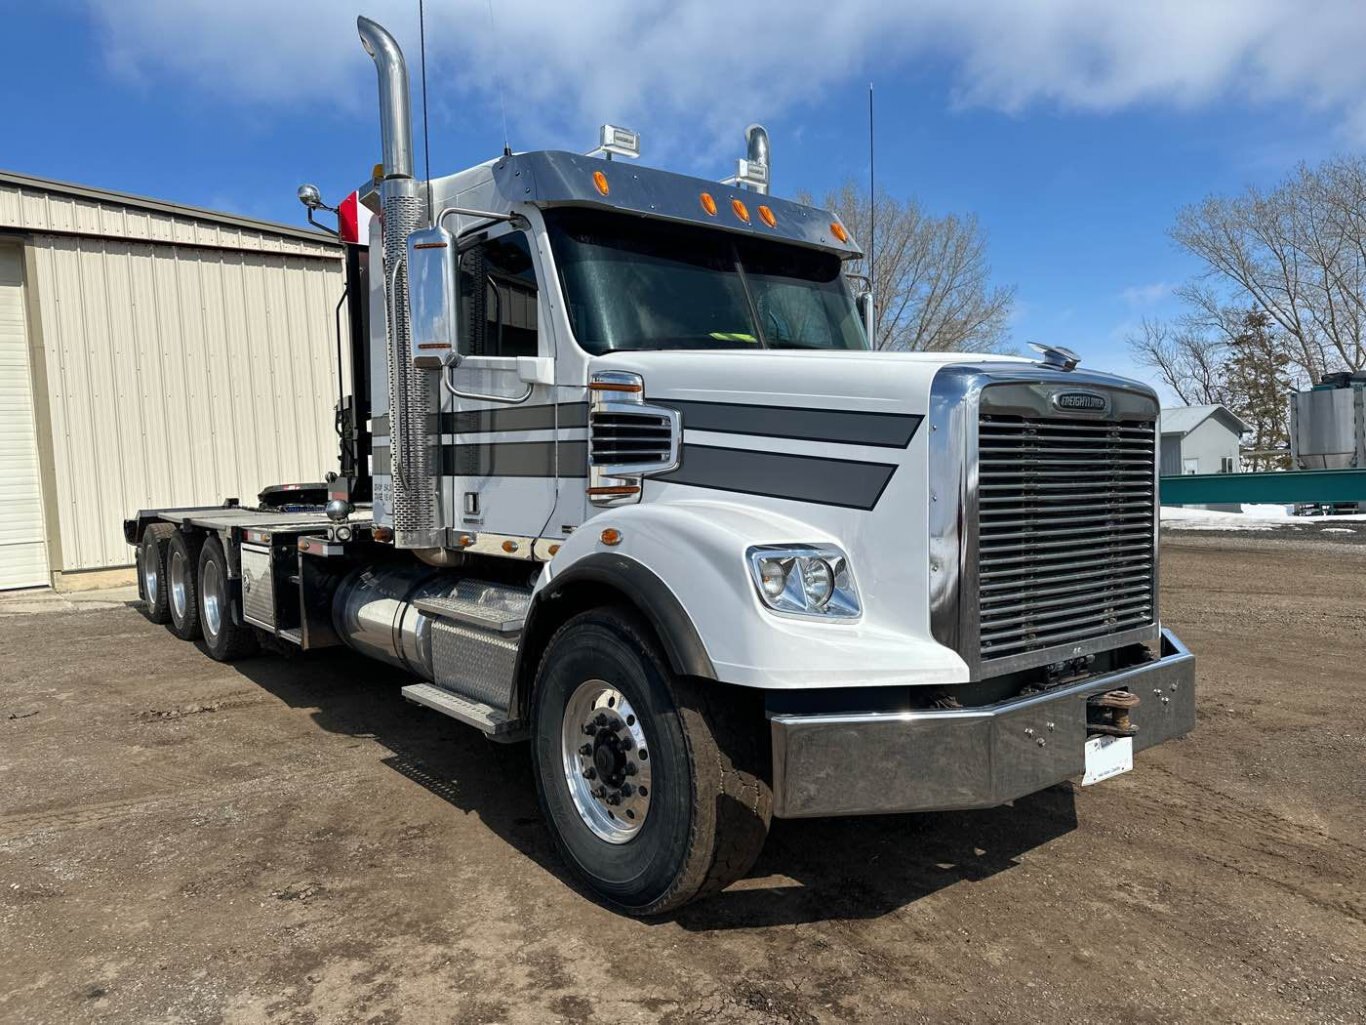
[404,580,533,742]
[401,683,527,742]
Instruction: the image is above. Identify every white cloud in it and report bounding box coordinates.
[82,0,1366,157]
[1120,281,1172,307]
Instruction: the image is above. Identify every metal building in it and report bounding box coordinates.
[1159,404,1249,477]
[0,170,344,590]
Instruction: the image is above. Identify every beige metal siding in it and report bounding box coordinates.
[0,245,50,588]
[30,234,344,572]
[0,173,339,260]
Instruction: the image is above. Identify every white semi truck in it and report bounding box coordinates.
[124,16,1195,914]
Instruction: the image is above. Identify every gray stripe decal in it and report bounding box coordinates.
[442,441,587,477]
[372,403,588,440]
[659,400,922,448]
[447,403,588,434]
[372,441,586,478]
[658,445,896,510]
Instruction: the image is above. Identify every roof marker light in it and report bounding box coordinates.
[700,192,718,216]
[731,198,750,223]
[831,221,849,243]
[590,124,640,160]
[593,170,610,196]
[758,204,776,228]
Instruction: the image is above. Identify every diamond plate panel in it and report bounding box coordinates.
[239,544,275,630]
[430,618,518,711]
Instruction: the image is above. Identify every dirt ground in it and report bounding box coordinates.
[2,534,1364,1025]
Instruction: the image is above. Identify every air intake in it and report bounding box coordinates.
[587,372,680,506]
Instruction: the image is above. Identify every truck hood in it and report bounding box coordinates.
[593,348,1032,417]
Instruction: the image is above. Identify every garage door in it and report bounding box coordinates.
[0,245,49,589]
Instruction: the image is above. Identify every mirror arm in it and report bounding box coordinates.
[440,357,534,405]
[307,207,340,237]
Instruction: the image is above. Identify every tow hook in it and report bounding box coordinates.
[1087,689,1140,737]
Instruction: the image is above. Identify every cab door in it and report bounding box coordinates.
[442,225,564,541]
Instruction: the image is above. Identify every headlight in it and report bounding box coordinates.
[746,545,860,618]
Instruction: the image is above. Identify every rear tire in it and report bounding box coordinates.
[138,523,175,624]
[166,530,204,641]
[197,535,258,662]
[530,607,772,916]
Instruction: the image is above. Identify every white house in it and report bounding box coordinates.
[1159,404,1249,476]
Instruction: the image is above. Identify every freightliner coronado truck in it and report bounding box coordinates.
[124,16,1195,914]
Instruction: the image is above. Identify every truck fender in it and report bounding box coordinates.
[515,552,717,718]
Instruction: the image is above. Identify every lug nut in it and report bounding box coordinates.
[624,762,637,776]
[594,785,606,799]
[579,743,592,756]
[583,767,596,780]
[620,783,634,797]
[582,723,596,736]
[606,792,622,806]
[595,713,608,727]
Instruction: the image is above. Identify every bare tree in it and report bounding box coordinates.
[806,182,1014,352]
[1127,316,1229,406]
[1171,157,1366,383]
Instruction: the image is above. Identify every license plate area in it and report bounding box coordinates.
[1082,734,1133,785]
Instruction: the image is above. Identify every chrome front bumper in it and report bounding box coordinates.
[769,629,1195,818]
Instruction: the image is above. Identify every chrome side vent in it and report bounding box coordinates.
[591,410,674,463]
[588,371,681,506]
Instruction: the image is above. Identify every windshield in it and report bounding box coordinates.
[544,208,868,354]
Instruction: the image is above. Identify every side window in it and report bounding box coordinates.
[457,231,539,357]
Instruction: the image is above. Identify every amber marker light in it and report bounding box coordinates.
[501,539,519,553]
[831,221,849,243]
[593,170,610,195]
[548,543,562,556]
[600,528,623,546]
[699,192,718,216]
[731,198,750,223]
[586,485,641,498]
[758,204,776,228]
[588,379,643,394]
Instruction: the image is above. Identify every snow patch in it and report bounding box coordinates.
[1161,505,1366,531]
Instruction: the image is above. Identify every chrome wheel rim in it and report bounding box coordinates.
[202,558,222,639]
[143,550,159,607]
[561,679,653,844]
[169,548,189,621]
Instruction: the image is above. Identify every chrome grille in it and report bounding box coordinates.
[976,414,1157,663]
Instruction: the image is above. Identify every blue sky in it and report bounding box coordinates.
[8,1,1366,397]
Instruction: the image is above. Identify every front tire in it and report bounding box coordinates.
[197,535,258,662]
[166,530,204,641]
[530,608,772,916]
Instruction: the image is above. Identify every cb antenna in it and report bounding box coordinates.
[868,82,875,335]
[419,0,433,217]
[486,0,512,155]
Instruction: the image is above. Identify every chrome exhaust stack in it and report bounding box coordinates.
[724,123,771,194]
[745,124,770,195]
[358,16,440,549]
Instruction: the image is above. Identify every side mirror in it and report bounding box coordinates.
[406,226,458,368]
[855,290,875,346]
